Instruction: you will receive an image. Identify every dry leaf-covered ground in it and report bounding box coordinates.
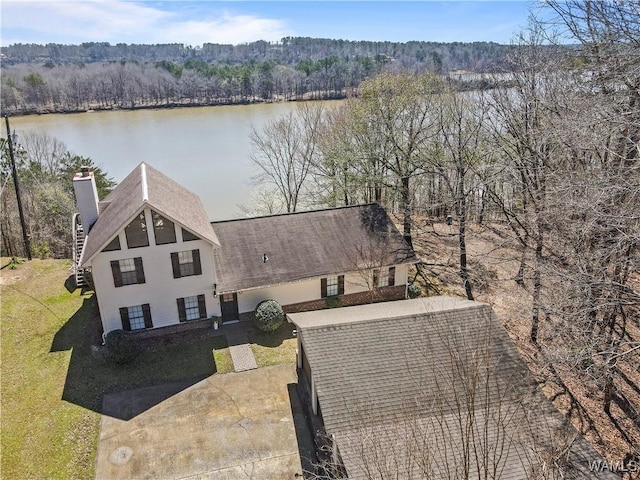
[409,219,640,473]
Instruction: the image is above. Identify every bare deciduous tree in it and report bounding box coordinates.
[429,90,491,300]
[250,104,325,212]
[537,0,640,434]
[0,132,114,258]
[483,23,567,344]
[304,311,591,479]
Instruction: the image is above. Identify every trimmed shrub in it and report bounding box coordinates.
[254,300,284,332]
[105,329,142,364]
[408,283,422,299]
[325,296,342,308]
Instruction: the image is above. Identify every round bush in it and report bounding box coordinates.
[254,300,284,332]
[408,283,422,299]
[325,296,342,308]
[105,329,142,364]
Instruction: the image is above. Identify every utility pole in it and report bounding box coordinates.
[4,115,31,260]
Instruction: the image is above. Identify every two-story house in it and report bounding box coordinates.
[74,162,417,336]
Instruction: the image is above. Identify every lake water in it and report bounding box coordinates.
[8,102,341,220]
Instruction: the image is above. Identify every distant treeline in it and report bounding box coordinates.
[1,38,510,69]
[0,38,513,115]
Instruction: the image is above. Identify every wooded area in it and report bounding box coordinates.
[1,0,637,471]
[249,1,639,469]
[0,133,114,259]
[1,38,509,115]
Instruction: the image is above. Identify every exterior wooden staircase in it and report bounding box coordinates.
[72,213,86,288]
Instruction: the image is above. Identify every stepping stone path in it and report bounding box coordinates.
[226,331,258,372]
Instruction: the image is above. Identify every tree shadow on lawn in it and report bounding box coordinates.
[51,295,229,420]
[249,321,296,347]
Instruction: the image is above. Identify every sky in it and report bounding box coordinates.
[1,1,534,47]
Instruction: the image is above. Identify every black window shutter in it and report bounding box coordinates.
[177,298,187,322]
[197,294,207,319]
[338,275,345,295]
[134,257,146,284]
[373,269,379,288]
[171,252,181,278]
[111,260,123,287]
[388,267,396,286]
[119,307,131,331]
[142,303,153,328]
[192,249,202,275]
[321,278,327,298]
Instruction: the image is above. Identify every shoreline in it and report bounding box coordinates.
[1,92,349,118]
[1,76,512,118]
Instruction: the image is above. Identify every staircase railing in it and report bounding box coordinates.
[72,213,86,287]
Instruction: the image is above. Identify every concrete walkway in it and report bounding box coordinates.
[226,331,258,372]
[220,321,259,372]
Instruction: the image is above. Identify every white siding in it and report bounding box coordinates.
[394,264,409,289]
[235,265,411,314]
[73,173,100,229]
[90,203,413,333]
[237,277,321,313]
[89,207,220,334]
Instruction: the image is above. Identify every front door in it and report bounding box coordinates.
[220,292,239,321]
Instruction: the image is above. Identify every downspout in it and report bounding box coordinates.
[212,244,221,317]
[311,373,318,415]
[405,264,409,299]
[331,434,338,466]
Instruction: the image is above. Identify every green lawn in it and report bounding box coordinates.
[249,322,298,367]
[1,258,232,479]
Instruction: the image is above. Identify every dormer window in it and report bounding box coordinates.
[125,212,149,248]
[152,210,176,245]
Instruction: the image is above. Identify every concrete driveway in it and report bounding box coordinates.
[95,364,311,479]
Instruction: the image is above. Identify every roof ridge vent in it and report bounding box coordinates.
[140,163,149,202]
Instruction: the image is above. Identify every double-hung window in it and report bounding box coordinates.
[373,267,396,288]
[119,303,152,330]
[177,294,207,322]
[178,251,195,276]
[171,249,202,278]
[111,257,145,287]
[321,275,344,298]
[326,275,339,296]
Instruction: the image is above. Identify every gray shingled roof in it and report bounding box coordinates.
[289,297,616,480]
[211,204,417,293]
[81,163,218,265]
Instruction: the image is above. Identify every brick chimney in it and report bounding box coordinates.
[72,167,100,231]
